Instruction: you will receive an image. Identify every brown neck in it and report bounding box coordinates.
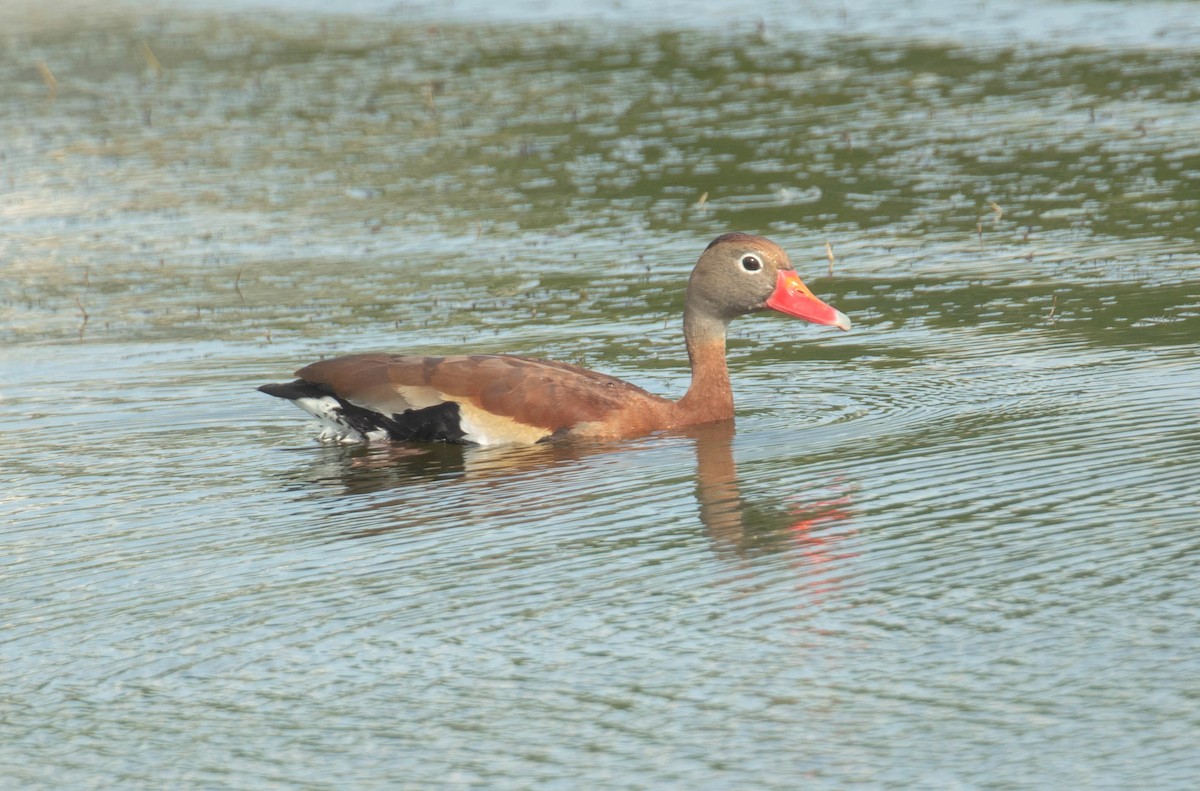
[675,308,735,425]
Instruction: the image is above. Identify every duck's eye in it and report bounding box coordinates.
[740,255,762,272]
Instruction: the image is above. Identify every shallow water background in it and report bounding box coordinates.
[3,0,1199,788]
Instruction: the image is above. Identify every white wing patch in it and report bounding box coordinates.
[456,403,551,446]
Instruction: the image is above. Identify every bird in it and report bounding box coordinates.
[259,232,851,447]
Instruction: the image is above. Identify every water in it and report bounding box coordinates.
[2,1,1198,788]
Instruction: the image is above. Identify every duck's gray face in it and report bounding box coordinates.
[691,232,851,331]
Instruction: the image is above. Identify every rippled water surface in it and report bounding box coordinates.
[3,1,1199,788]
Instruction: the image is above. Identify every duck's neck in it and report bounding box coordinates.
[676,308,735,425]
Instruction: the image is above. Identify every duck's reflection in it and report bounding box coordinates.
[683,421,857,562]
[279,420,857,570]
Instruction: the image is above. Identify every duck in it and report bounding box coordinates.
[259,232,851,446]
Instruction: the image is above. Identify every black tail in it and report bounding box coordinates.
[257,380,330,400]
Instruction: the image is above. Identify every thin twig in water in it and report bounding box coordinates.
[1047,295,1057,324]
[990,201,1003,221]
[825,240,836,277]
[37,60,57,100]
[75,296,89,340]
[234,267,246,303]
[697,191,708,209]
[140,41,163,77]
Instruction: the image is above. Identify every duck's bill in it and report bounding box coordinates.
[765,270,851,331]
